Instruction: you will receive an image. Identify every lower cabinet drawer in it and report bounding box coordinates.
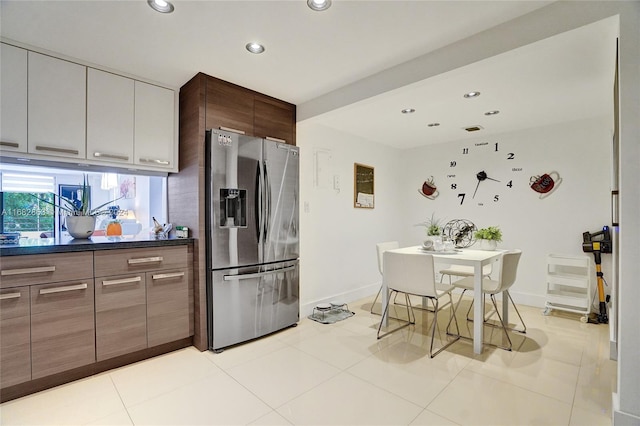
[30,280,95,379]
[95,274,147,361]
[0,287,31,387]
[147,268,190,347]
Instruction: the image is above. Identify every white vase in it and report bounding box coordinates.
[479,239,497,251]
[66,216,96,239]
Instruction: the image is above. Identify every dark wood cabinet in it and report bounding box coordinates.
[30,280,95,379]
[0,286,31,388]
[147,268,190,347]
[94,273,147,361]
[205,77,254,135]
[254,95,296,144]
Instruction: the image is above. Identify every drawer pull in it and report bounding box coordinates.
[0,292,21,300]
[152,272,185,280]
[1,266,56,276]
[139,158,170,166]
[266,136,287,144]
[1,141,20,148]
[102,276,142,286]
[35,145,79,155]
[128,256,163,265]
[93,151,129,161]
[219,126,246,135]
[39,283,88,295]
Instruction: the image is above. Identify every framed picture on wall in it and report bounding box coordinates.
[354,163,374,209]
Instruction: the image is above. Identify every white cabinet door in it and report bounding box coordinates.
[0,43,28,153]
[28,52,86,159]
[134,81,176,170]
[87,68,134,164]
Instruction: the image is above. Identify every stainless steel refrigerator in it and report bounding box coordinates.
[205,129,299,352]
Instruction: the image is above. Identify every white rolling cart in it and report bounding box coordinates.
[544,253,593,322]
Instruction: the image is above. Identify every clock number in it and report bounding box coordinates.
[507,152,515,160]
[458,193,466,205]
[451,183,457,190]
[494,195,500,202]
[462,148,469,154]
[450,161,457,167]
[506,180,513,188]
[494,142,499,152]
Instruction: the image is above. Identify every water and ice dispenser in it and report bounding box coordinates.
[220,188,247,227]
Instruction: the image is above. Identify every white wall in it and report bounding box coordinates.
[299,116,613,312]
[297,122,404,314]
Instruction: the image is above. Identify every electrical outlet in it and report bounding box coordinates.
[333,175,340,190]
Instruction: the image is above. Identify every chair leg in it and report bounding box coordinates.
[507,291,527,334]
[429,296,460,358]
[489,294,513,351]
[370,284,383,314]
[377,291,415,340]
[446,289,466,335]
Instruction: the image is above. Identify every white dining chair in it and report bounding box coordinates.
[448,249,525,351]
[370,241,400,314]
[377,250,460,358]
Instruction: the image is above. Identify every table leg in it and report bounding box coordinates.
[473,262,484,354]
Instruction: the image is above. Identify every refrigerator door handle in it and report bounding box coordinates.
[223,265,296,281]
[255,162,263,242]
[263,160,271,242]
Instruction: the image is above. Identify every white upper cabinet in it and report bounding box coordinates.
[134,81,175,170]
[28,52,86,159]
[0,43,28,153]
[87,68,134,164]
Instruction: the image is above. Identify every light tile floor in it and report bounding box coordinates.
[0,294,616,425]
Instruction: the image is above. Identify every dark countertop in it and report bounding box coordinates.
[0,235,193,256]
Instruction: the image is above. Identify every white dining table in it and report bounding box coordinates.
[381,246,505,354]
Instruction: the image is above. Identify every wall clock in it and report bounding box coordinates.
[445,141,523,206]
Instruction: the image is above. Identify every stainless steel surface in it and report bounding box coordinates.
[39,282,88,294]
[152,272,185,280]
[219,126,246,135]
[206,129,300,351]
[127,256,163,265]
[34,145,79,155]
[0,141,20,148]
[0,292,21,300]
[93,151,129,161]
[138,157,170,165]
[1,265,56,276]
[101,277,142,286]
[210,260,299,350]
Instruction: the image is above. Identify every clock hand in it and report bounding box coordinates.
[486,177,501,182]
[473,179,481,198]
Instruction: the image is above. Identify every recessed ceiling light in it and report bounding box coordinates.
[427,123,440,127]
[484,110,500,116]
[307,0,332,11]
[463,125,484,132]
[245,42,265,54]
[463,91,481,98]
[401,108,415,114]
[147,0,174,13]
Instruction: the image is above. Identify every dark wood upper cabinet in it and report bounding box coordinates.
[254,95,296,145]
[205,76,254,135]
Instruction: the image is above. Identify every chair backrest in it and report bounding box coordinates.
[383,251,437,298]
[376,241,399,275]
[495,249,522,292]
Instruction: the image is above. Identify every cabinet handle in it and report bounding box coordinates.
[128,256,163,265]
[39,283,88,295]
[266,136,287,144]
[139,158,170,166]
[219,126,246,135]
[0,141,20,148]
[0,292,21,300]
[1,266,56,276]
[152,272,185,280]
[35,145,79,155]
[102,276,142,286]
[94,152,129,161]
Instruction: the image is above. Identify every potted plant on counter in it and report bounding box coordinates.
[474,226,503,250]
[33,174,122,239]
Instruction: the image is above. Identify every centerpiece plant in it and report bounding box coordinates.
[474,225,502,250]
[33,174,122,238]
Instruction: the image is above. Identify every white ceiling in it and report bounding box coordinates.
[0,1,617,149]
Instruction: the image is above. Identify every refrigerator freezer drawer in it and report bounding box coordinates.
[209,260,299,351]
